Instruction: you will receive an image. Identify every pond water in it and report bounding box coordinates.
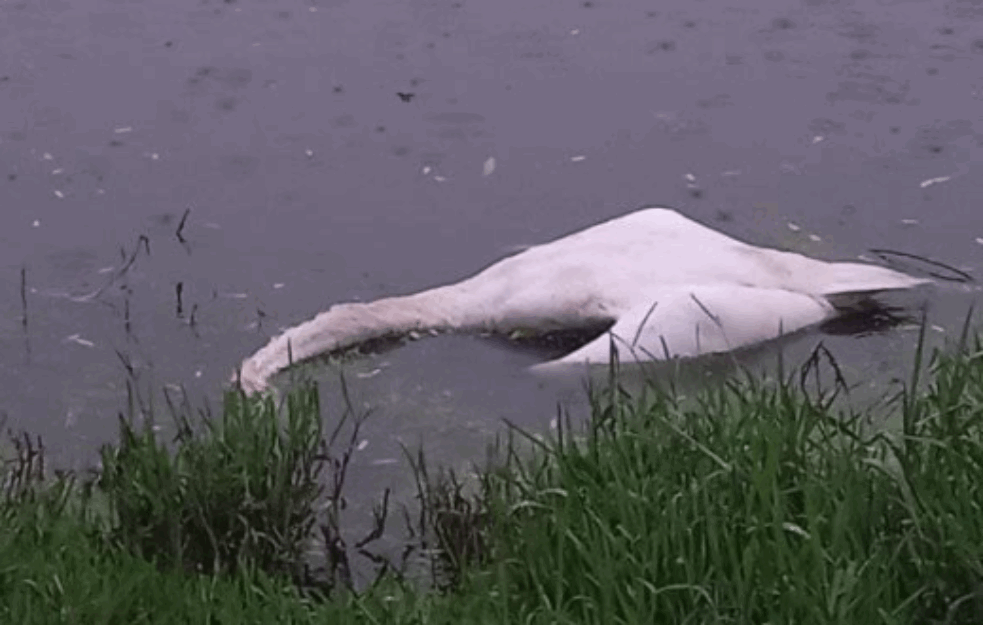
[1,0,981,577]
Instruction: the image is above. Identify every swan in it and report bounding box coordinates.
[235,207,930,394]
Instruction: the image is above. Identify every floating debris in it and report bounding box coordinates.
[570,155,586,162]
[51,168,63,175]
[273,282,285,289]
[32,220,40,227]
[114,126,133,134]
[787,222,801,232]
[483,156,496,176]
[53,190,64,199]
[811,135,825,144]
[901,219,919,225]
[808,234,822,243]
[684,172,697,183]
[421,165,432,175]
[920,175,951,188]
[720,169,742,177]
[779,161,801,175]
[65,334,95,348]
[305,148,314,158]
[975,237,983,245]
[356,368,382,379]
[42,152,54,161]
[433,175,447,182]
[570,28,580,35]
[931,324,945,333]
[356,439,369,452]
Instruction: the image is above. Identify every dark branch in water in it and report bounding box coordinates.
[868,248,973,283]
[123,294,132,339]
[175,282,184,317]
[19,266,27,331]
[70,234,151,303]
[20,265,30,361]
[175,206,191,244]
[187,303,199,338]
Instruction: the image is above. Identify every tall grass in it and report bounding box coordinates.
[2,325,983,623]
[440,332,983,624]
[96,385,325,578]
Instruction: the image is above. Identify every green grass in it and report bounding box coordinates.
[3,324,983,623]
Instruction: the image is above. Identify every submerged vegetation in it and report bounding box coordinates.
[3,322,983,623]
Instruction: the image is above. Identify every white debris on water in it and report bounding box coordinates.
[356,368,382,379]
[808,234,822,242]
[114,126,133,134]
[975,237,983,246]
[684,172,696,183]
[51,168,63,175]
[53,190,64,199]
[787,223,801,232]
[570,28,580,35]
[483,156,496,176]
[570,155,586,162]
[901,219,919,225]
[32,220,40,227]
[421,165,432,175]
[273,283,285,289]
[811,135,824,144]
[920,175,951,188]
[356,439,369,452]
[433,175,447,182]
[42,152,53,161]
[305,148,314,158]
[65,334,95,348]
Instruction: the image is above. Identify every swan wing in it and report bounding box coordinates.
[530,286,835,372]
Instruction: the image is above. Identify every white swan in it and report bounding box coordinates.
[236,207,930,394]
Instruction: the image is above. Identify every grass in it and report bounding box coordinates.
[3,322,983,623]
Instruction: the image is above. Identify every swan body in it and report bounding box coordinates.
[236,207,929,393]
